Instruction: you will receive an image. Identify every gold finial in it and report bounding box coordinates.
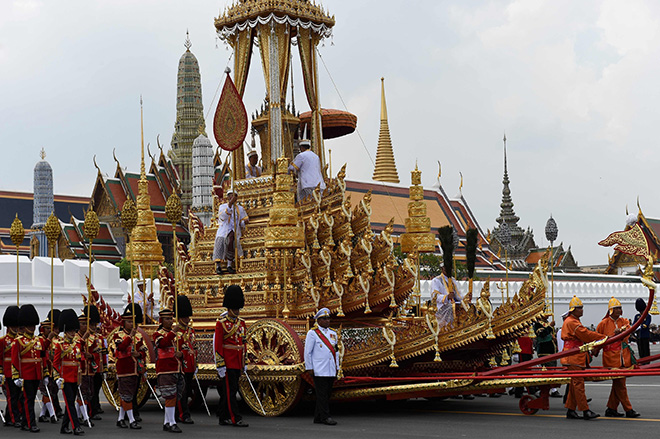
[411,164,421,186]
[437,160,441,180]
[140,96,145,179]
[184,29,192,51]
[84,209,100,241]
[459,171,463,195]
[10,214,25,247]
[44,213,61,248]
[39,148,46,160]
[380,77,387,121]
[121,199,138,236]
[166,193,182,225]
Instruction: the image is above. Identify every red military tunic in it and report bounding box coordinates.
[82,333,104,376]
[110,328,146,377]
[561,315,605,367]
[214,313,246,370]
[597,316,633,369]
[53,335,83,384]
[153,329,181,374]
[11,333,47,381]
[0,331,17,378]
[177,325,197,374]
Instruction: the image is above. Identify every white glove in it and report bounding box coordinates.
[244,365,248,373]
[14,378,24,388]
[0,373,4,386]
[44,377,49,386]
[217,366,226,378]
[56,378,64,389]
[103,372,108,381]
[194,367,199,375]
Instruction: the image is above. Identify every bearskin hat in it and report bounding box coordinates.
[636,298,647,313]
[122,303,143,323]
[18,304,40,327]
[2,305,20,328]
[45,309,61,328]
[59,309,80,333]
[177,295,193,318]
[223,284,245,309]
[83,305,101,325]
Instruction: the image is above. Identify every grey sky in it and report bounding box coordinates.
[1,0,659,266]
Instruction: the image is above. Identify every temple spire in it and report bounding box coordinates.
[372,77,400,184]
[496,132,519,227]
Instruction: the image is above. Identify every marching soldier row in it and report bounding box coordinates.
[1,284,342,434]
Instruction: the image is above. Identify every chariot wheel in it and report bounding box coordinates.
[239,318,305,417]
[519,394,539,415]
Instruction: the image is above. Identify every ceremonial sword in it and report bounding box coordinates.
[43,378,54,416]
[145,378,164,410]
[102,378,120,411]
[243,369,266,416]
[77,386,93,428]
[194,372,211,417]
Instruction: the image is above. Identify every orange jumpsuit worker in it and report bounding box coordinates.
[561,295,606,420]
[596,297,640,418]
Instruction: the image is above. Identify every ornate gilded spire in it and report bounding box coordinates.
[184,29,192,51]
[496,132,519,227]
[401,165,434,253]
[127,98,163,267]
[372,78,400,184]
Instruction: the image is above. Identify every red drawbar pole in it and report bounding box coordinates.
[481,288,655,377]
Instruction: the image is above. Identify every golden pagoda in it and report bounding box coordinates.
[372,78,400,184]
[401,165,434,253]
[127,99,163,271]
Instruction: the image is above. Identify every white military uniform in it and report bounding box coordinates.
[304,326,338,377]
[432,273,462,327]
[213,202,248,262]
[288,149,326,201]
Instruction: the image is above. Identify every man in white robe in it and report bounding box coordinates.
[245,149,261,179]
[213,190,249,274]
[288,140,326,201]
[432,262,462,327]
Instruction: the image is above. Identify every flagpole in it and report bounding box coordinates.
[10,215,25,306]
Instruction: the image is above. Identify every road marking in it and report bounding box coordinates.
[414,409,660,422]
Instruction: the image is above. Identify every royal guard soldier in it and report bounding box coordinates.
[109,305,143,430]
[153,307,184,433]
[130,304,147,423]
[82,306,106,421]
[76,311,94,426]
[304,308,339,425]
[175,295,197,425]
[2,305,22,428]
[11,304,48,432]
[53,309,85,435]
[596,297,641,418]
[37,310,61,424]
[214,285,248,427]
[561,296,606,420]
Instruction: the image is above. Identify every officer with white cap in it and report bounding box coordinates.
[245,149,261,179]
[304,308,338,425]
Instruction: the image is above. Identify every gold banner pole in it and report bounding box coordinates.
[44,213,61,333]
[10,214,24,306]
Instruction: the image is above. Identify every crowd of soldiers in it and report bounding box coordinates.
[1,284,340,434]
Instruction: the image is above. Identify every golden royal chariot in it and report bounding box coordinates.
[97,0,660,417]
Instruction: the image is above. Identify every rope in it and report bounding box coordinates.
[316,48,406,228]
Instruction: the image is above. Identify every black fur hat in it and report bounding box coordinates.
[59,309,80,333]
[636,298,647,314]
[122,303,143,323]
[223,285,245,309]
[177,295,193,318]
[42,309,61,328]
[84,305,101,325]
[3,305,20,328]
[18,304,40,327]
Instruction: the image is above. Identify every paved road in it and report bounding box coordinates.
[2,377,659,439]
[3,344,660,438]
